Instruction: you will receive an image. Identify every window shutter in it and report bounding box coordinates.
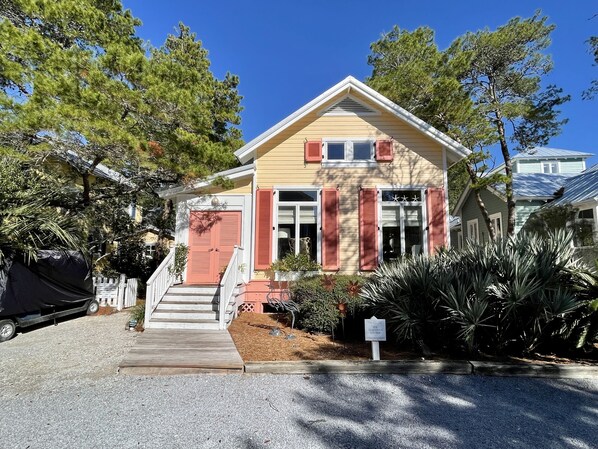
[359,188,378,270]
[322,188,340,270]
[426,187,446,254]
[304,139,322,162]
[375,139,393,162]
[254,189,273,270]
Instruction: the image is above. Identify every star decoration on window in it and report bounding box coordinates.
[412,195,420,202]
[392,194,401,202]
[401,195,409,202]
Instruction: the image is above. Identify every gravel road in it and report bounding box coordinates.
[1,313,597,449]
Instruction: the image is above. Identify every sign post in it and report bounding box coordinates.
[364,316,386,361]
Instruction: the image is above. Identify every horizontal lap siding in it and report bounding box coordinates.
[255,93,445,274]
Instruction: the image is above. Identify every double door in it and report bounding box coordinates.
[187,211,241,284]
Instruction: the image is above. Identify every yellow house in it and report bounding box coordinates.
[152,76,470,328]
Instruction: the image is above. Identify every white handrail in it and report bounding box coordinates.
[218,246,244,330]
[144,247,177,328]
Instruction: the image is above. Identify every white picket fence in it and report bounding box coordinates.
[93,274,138,311]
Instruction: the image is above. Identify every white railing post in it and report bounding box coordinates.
[144,247,177,329]
[217,246,246,330]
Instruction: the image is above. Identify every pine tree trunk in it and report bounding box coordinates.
[495,116,516,237]
[465,162,496,241]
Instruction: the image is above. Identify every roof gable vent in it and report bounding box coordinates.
[322,96,378,116]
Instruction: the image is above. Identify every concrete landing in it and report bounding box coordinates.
[119,329,244,375]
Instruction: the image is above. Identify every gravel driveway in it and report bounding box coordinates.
[1,313,597,449]
[0,311,137,394]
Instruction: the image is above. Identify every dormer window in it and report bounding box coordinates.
[323,139,375,166]
[542,162,558,173]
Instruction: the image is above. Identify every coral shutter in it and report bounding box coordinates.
[322,188,340,270]
[359,188,378,271]
[304,139,322,162]
[375,139,393,162]
[254,189,273,270]
[427,187,447,254]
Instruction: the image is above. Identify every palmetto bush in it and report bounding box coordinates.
[361,230,598,356]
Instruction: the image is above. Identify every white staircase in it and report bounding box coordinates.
[148,285,235,330]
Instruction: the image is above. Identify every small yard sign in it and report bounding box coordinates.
[364,316,386,361]
[364,316,386,341]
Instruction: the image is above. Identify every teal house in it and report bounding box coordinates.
[451,148,593,247]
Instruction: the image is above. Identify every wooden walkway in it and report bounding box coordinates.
[119,329,244,375]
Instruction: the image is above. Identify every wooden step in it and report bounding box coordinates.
[157,302,217,311]
[161,294,219,303]
[148,318,220,330]
[152,310,219,320]
[167,285,219,295]
[119,329,244,375]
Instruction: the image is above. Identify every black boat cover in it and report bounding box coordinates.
[0,251,93,317]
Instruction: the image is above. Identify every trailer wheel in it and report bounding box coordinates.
[0,320,16,342]
[87,300,100,315]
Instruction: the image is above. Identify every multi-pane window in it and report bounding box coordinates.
[575,209,596,247]
[467,219,480,243]
[490,213,502,238]
[324,140,374,162]
[542,162,558,174]
[380,189,424,261]
[276,190,319,262]
[144,244,156,259]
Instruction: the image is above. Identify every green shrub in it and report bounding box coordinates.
[291,274,367,334]
[129,301,145,325]
[361,230,598,356]
[270,252,321,272]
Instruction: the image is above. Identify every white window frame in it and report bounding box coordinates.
[489,212,503,239]
[575,208,597,246]
[457,231,463,249]
[272,186,322,264]
[377,187,428,262]
[542,161,559,174]
[467,218,480,244]
[322,138,376,168]
[144,243,156,259]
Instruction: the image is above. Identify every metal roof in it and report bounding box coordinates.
[547,169,598,207]
[493,173,573,199]
[511,147,593,159]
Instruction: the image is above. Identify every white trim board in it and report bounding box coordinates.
[159,164,256,199]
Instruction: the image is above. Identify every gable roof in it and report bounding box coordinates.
[234,76,471,165]
[546,166,598,207]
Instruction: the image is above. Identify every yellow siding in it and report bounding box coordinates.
[254,92,445,275]
[198,177,252,195]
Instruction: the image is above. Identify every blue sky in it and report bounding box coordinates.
[124,0,597,168]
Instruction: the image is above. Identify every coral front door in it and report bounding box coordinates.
[187,211,241,284]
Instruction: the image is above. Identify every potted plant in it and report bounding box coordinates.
[270,252,321,281]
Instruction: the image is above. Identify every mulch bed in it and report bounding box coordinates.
[229,312,598,365]
[228,312,417,362]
